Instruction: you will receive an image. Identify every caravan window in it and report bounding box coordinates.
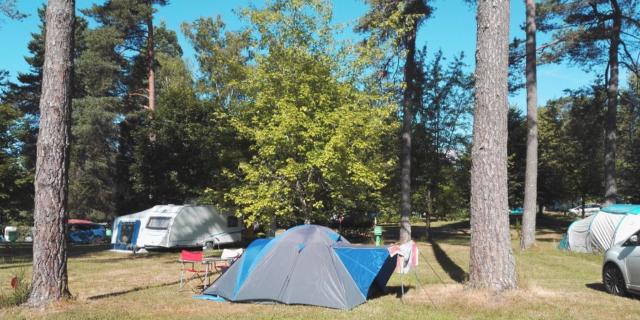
[147,217,171,230]
[227,216,239,228]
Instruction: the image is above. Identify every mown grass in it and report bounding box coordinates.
[1,214,638,319]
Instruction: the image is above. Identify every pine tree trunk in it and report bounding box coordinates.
[521,0,538,250]
[399,8,420,244]
[27,0,74,307]
[604,0,621,206]
[146,6,155,112]
[469,0,518,290]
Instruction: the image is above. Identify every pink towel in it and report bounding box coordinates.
[387,241,418,274]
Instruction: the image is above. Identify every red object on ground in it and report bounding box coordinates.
[68,219,94,225]
[10,276,17,289]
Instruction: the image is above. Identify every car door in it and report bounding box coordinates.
[623,232,640,290]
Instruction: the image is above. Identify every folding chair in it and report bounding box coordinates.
[213,248,244,274]
[179,250,207,292]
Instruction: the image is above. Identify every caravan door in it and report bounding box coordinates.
[143,216,172,248]
[114,220,141,250]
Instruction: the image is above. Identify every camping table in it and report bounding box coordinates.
[202,257,235,286]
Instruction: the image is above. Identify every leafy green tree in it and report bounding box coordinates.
[1,6,88,223]
[82,0,184,216]
[538,0,640,204]
[3,7,87,172]
[618,75,640,202]
[507,107,527,209]
[412,51,473,230]
[564,88,606,214]
[83,0,168,111]
[0,102,32,225]
[128,54,244,209]
[357,0,433,243]
[223,0,397,226]
[538,86,606,212]
[68,97,119,220]
[182,17,251,109]
[537,103,571,210]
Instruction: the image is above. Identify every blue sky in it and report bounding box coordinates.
[0,0,597,109]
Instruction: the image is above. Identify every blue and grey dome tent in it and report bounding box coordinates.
[203,225,397,309]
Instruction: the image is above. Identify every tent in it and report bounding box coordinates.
[203,225,396,309]
[560,204,640,253]
[68,219,106,244]
[111,205,242,251]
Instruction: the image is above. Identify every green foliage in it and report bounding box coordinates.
[130,57,243,207]
[537,85,606,207]
[537,0,639,74]
[68,97,119,221]
[182,17,251,108]
[618,75,640,202]
[216,1,398,226]
[0,103,32,225]
[412,51,473,219]
[507,107,527,208]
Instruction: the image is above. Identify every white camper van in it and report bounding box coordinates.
[111,205,242,251]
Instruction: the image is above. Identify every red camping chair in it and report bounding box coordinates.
[179,250,207,292]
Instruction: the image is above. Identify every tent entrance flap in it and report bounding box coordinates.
[333,246,394,297]
[114,220,140,250]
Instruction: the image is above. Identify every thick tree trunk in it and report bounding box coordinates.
[521,0,538,250]
[27,0,75,307]
[399,13,420,244]
[469,0,518,290]
[604,0,621,206]
[146,7,155,112]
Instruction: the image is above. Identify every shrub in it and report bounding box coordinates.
[0,269,31,308]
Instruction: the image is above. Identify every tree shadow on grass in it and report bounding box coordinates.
[86,280,181,300]
[368,285,413,300]
[429,240,467,283]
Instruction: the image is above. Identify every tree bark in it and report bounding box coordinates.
[146,3,155,112]
[469,0,518,290]
[521,0,538,250]
[604,0,621,206]
[399,3,421,244]
[27,0,74,307]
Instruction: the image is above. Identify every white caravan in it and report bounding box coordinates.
[111,205,242,250]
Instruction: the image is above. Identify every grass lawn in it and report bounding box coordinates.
[1,214,639,319]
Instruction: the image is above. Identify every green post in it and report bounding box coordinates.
[374,225,383,246]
